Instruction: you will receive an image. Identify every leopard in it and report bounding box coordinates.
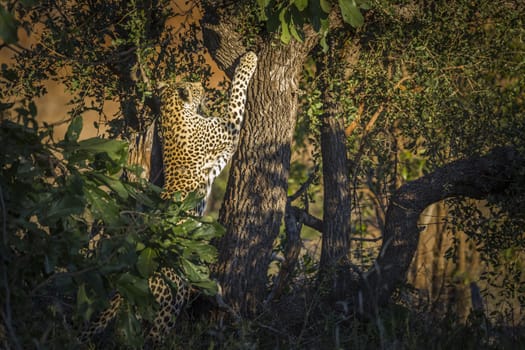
[79,51,257,347]
[159,51,258,214]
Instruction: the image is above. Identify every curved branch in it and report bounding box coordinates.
[356,146,524,313]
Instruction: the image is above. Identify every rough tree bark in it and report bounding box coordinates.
[201,3,322,315]
[318,108,352,299]
[354,146,524,314]
[317,32,352,300]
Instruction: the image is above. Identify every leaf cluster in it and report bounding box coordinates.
[0,109,223,347]
[256,0,370,46]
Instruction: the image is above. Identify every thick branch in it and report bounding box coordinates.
[356,146,524,312]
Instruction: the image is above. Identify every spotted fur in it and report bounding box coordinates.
[159,51,258,214]
[79,52,257,347]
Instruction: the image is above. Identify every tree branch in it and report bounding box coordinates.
[288,206,323,232]
[288,165,319,202]
[355,146,525,313]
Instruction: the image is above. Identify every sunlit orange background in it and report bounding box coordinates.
[0,2,224,140]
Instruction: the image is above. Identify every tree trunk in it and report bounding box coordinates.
[314,29,356,301]
[355,146,524,314]
[319,112,352,299]
[214,44,318,315]
[317,64,352,300]
[201,4,321,315]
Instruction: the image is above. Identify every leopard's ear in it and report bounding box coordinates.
[177,86,191,102]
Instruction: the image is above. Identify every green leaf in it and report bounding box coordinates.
[279,8,291,44]
[76,137,127,164]
[0,6,18,44]
[256,0,270,20]
[191,222,224,241]
[180,240,218,263]
[320,0,332,13]
[44,255,54,274]
[319,18,330,52]
[77,283,94,321]
[84,182,120,225]
[338,0,365,27]
[401,166,408,180]
[116,272,150,302]
[82,272,106,298]
[45,193,84,222]
[125,183,156,208]
[266,7,280,33]
[169,217,201,236]
[290,16,303,42]
[294,0,308,12]
[65,116,83,142]
[117,310,143,347]
[136,248,159,278]
[77,284,91,305]
[179,191,204,213]
[191,280,218,295]
[307,0,324,31]
[180,258,208,281]
[91,173,129,200]
[357,0,372,10]
[180,259,217,295]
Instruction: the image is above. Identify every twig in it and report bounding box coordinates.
[393,75,413,90]
[345,102,365,137]
[255,322,287,336]
[428,65,466,71]
[288,165,319,202]
[364,104,384,134]
[0,43,22,55]
[350,235,382,242]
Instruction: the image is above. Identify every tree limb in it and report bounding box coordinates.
[354,146,525,314]
[288,206,323,232]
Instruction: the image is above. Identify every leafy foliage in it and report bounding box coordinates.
[291,0,525,322]
[0,111,223,347]
[1,0,213,139]
[341,0,525,276]
[256,0,370,46]
[0,1,228,346]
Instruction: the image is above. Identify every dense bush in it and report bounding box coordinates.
[0,111,222,348]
